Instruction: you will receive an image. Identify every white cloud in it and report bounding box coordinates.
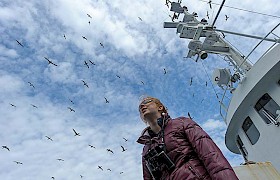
[202,118,226,131]
[1,0,279,179]
[0,45,18,58]
[0,72,23,94]
[44,61,78,83]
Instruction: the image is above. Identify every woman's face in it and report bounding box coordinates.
[139,99,162,121]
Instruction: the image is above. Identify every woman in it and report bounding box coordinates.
[137,96,238,180]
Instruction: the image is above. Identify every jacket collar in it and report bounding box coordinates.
[136,126,151,145]
[136,116,171,145]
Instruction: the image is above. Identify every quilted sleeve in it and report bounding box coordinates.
[183,117,239,180]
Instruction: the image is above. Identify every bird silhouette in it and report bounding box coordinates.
[82,80,89,88]
[192,12,198,17]
[201,18,207,23]
[104,97,109,103]
[63,34,66,39]
[225,15,229,21]
[45,136,53,141]
[138,17,143,21]
[28,82,35,88]
[107,168,112,171]
[80,175,83,178]
[57,158,64,161]
[31,104,38,108]
[188,112,193,119]
[165,0,171,8]
[190,77,193,86]
[116,75,121,78]
[73,129,81,136]
[84,61,89,68]
[98,166,103,170]
[123,137,128,142]
[205,81,208,87]
[163,68,167,74]
[2,145,10,151]
[82,36,87,40]
[10,103,16,107]
[141,81,145,85]
[69,98,74,104]
[121,146,127,152]
[88,21,90,25]
[89,60,95,65]
[16,40,24,47]
[120,172,124,174]
[171,13,179,22]
[100,43,104,48]
[68,107,75,112]
[89,145,96,148]
[14,161,23,165]
[182,5,188,11]
[206,11,209,19]
[51,177,55,180]
[208,0,212,9]
[106,149,114,154]
[87,14,92,18]
[44,57,58,66]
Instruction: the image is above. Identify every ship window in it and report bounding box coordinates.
[242,117,260,145]
[254,93,280,124]
[236,135,248,161]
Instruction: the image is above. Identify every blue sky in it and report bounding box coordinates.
[1,0,279,179]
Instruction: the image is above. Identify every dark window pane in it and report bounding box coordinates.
[254,93,280,124]
[242,117,260,145]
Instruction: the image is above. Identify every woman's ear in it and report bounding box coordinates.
[158,106,163,111]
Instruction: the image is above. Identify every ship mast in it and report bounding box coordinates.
[164,2,280,122]
[163,2,279,80]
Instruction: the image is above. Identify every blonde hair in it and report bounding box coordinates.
[139,96,168,123]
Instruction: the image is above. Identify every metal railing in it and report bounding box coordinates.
[218,24,280,124]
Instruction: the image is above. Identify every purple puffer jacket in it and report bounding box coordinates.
[137,117,239,180]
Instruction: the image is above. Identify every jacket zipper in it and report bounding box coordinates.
[188,165,203,179]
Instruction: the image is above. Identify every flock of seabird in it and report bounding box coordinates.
[2,131,129,179]
[5,11,136,180]
[5,1,226,179]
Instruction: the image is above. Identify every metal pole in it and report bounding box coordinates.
[215,28,280,43]
[212,0,226,27]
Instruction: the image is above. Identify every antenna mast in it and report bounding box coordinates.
[164,2,256,75]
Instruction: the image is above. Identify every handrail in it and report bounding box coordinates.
[219,25,280,124]
[238,23,280,71]
[219,84,231,124]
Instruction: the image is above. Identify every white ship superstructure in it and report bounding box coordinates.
[164,1,280,173]
[225,42,280,169]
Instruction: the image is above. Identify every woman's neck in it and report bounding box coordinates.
[149,121,161,134]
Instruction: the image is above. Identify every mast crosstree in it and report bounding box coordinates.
[164,2,254,75]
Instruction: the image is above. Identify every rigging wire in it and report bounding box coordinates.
[199,59,220,100]
[198,0,280,19]
[222,37,254,65]
[199,56,234,122]
[239,22,280,69]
